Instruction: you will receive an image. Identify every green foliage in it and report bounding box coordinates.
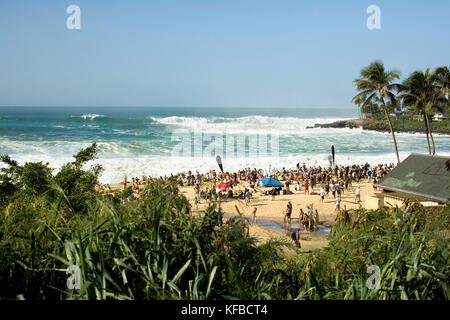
[433,66,450,107]
[365,118,450,133]
[0,156,54,207]
[300,205,449,300]
[353,62,450,156]
[352,60,403,163]
[360,102,382,118]
[0,143,102,214]
[0,176,288,300]
[53,162,101,214]
[400,68,446,116]
[0,145,448,300]
[53,143,103,214]
[352,60,402,111]
[73,143,99,166]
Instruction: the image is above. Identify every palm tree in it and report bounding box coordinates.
[352,61,403,164]
[400,69,445,155]
[433,66,450,108]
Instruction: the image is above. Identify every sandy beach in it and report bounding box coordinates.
[109,178,377,251]
[185,180,376,250]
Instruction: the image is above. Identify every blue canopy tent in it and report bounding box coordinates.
[259,177,283,187]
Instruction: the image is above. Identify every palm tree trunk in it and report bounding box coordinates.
[430,130,436,155]
[424,113,436,155]
[381,100,400,164]
[423,111,431,155]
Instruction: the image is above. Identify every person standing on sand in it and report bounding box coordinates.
[194,185,200,206]
[284,201,292,224]
[123,176,128,189]
[320,186,325,202]
[251,207,257,225]
[244,188,249,203]
[306,206,313,230]
[355,185,361,202]
[299,208,304,229]
[301,208,309,231]
[313,209,319,230]
[331,182,336,199]
[335,195,341,213]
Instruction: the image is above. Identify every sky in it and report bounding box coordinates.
[0,0,449,108]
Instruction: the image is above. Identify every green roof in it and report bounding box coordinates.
[374,153,450,203]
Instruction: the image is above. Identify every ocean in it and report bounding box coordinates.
[1,106,449,184]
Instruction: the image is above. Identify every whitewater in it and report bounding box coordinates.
[1,106,449,184]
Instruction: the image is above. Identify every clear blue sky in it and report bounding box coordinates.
[0,0,449,108]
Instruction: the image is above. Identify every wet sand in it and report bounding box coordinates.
[182,180,376,251]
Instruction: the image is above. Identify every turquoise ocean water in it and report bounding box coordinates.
[1,107,449,183]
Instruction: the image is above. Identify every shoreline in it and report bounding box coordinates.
[310,118,450,135]
[180,179,377,251]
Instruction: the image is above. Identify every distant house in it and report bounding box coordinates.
[413,114,424,121]
[366,154,450,209]
[432,113,446,122]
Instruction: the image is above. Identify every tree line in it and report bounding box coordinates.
[353,61,449,161]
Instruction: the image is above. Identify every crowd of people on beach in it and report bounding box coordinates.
[98,162,394,219]
[175,162,394,205]
[95,162,395,246]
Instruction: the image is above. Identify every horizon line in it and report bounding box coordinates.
[0,105,357,109]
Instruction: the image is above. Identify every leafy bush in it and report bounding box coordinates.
[53,143,103,214]
[0,144,448,300]
[0,173,287,299]
[299,205,449,299]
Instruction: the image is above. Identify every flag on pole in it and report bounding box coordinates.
[331,145,335,168]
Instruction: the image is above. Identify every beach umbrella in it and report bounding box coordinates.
[216,155,224,173]
[216,182,229,191]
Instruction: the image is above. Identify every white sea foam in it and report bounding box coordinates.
[0,151,435,184]
[71,114,106,120]
[2,113,449,184]
[147,115,351,134]
[83,151,420,183]
[2,107,449,186]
